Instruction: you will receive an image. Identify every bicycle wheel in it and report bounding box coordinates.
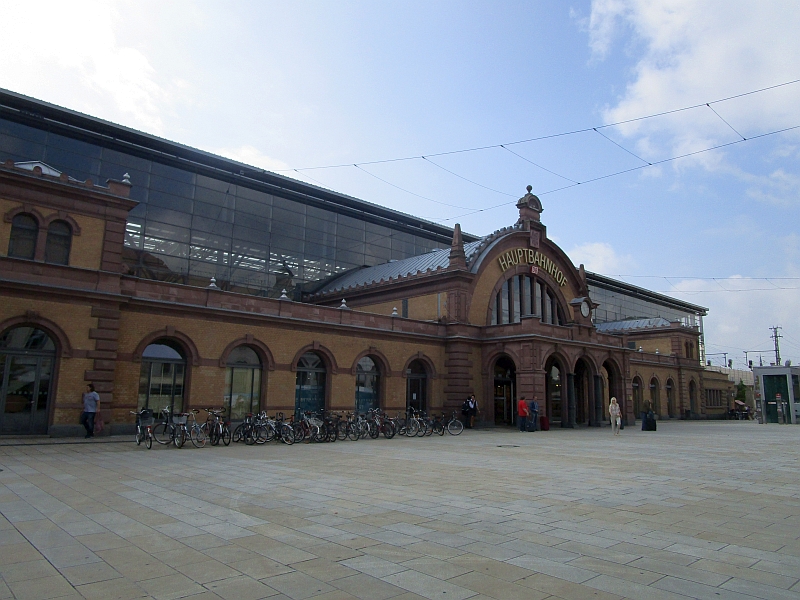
[222,425,232,446]
[433,421,445,436]
[281,423,295,445]
[135,425,143,446]
[209,427,220,446]
[405,419,420,437]
[337,421,348,441]
[173,426,186,448]
[423,420,434,437]
[151,422,168,445]
[368,421,380,439]
[382,421,397,439]
[144,431,152,449]
[290,423,304,443]
[346,423,360,441]
[254,424,269,444]
[190,425,207,448]
[447,418,464,435]
[232,423,244,443]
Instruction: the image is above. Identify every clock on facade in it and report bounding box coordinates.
[580,300,591,318]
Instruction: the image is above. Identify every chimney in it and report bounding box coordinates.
[448,223,466,270]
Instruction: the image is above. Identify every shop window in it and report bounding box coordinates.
[355,356,380,414]
[8,213,38,260]
[225,346,262,420]
[295,352,326,416]
[138,341,186,414]
[44,220,72,265]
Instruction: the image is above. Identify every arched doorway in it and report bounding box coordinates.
[296,352,326,416]
[493,356,516,426]
[649,377,660,415]
[574,358,593,425]
[0,326,56,434]
[666,379,676,418]
[356,356,380,414]
[689,380,698,418]
[138,340,186,414]
[601,358,624,424]
[632,376,643,420]
[545,356,565,425]
[406,360,427,412]
[225,346,262,420]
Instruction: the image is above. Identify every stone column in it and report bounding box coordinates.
[565,372,576,428]
[594,374,604,426]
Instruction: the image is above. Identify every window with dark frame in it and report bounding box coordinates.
[44,220,72,265]
[8,213,38,260]
[491,274,565,325]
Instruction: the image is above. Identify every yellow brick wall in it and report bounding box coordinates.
[68,214,106,270]
[116,311,447,422]
[0,198,106,269]
[629,366,682,418]
[355,292,444,321]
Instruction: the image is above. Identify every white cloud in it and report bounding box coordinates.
[0,0,168,133]
[589,1,800,161]
[667,276,800,366]
[568,242,636,274]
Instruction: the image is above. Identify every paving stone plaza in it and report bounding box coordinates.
[1,421,799,600]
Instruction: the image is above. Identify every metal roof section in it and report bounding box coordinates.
[315,240,484,295]
[0,87,478,245]
[586,271,708,315]
[595,317,673,333]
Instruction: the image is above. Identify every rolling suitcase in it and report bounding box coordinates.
[539,415,550,431]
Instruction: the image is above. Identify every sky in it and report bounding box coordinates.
[1,0,799,368]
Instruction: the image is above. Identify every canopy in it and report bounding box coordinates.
[735,400,746,406]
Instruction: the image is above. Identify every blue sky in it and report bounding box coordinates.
[2,0,799,367]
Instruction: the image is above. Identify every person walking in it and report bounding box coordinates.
[468,395,478,428]
[517,396,530,432]
[609,396,621,436]
[80,383,100,439]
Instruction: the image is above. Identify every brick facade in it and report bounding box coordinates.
[0,163,711,436]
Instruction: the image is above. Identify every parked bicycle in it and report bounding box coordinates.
[131,409,155,449]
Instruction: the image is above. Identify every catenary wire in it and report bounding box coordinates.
[276,78,800,172]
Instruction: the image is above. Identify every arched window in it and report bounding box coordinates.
[632,376,643,417]
[44,220,72,265]
[355,356,380,414]
[649,377,660,414]
[138,340,186,414]
[225,346,261,420]
[491,274,565,325]
[664,379,675,418]
[295,352,326,416]
[8,214,38,260]
[0,326,55,435]
[406,359,427,412]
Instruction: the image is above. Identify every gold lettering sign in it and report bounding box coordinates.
[497,248,568,287]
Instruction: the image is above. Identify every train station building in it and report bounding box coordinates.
[0,89,712,436]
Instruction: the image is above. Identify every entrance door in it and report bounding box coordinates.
[0,327,55,435]
[406,360,427,412]
[493,357,516,425]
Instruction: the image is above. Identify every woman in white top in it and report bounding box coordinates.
[609,397,621,436]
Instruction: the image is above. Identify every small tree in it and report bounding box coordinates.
[735,380,747,405]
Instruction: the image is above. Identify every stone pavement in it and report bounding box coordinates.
[1,421,799,600]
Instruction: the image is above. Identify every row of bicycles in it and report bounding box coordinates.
[130,407,230,449]
[131,406,463,449]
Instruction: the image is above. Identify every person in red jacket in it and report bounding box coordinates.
[517,396,530,431]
